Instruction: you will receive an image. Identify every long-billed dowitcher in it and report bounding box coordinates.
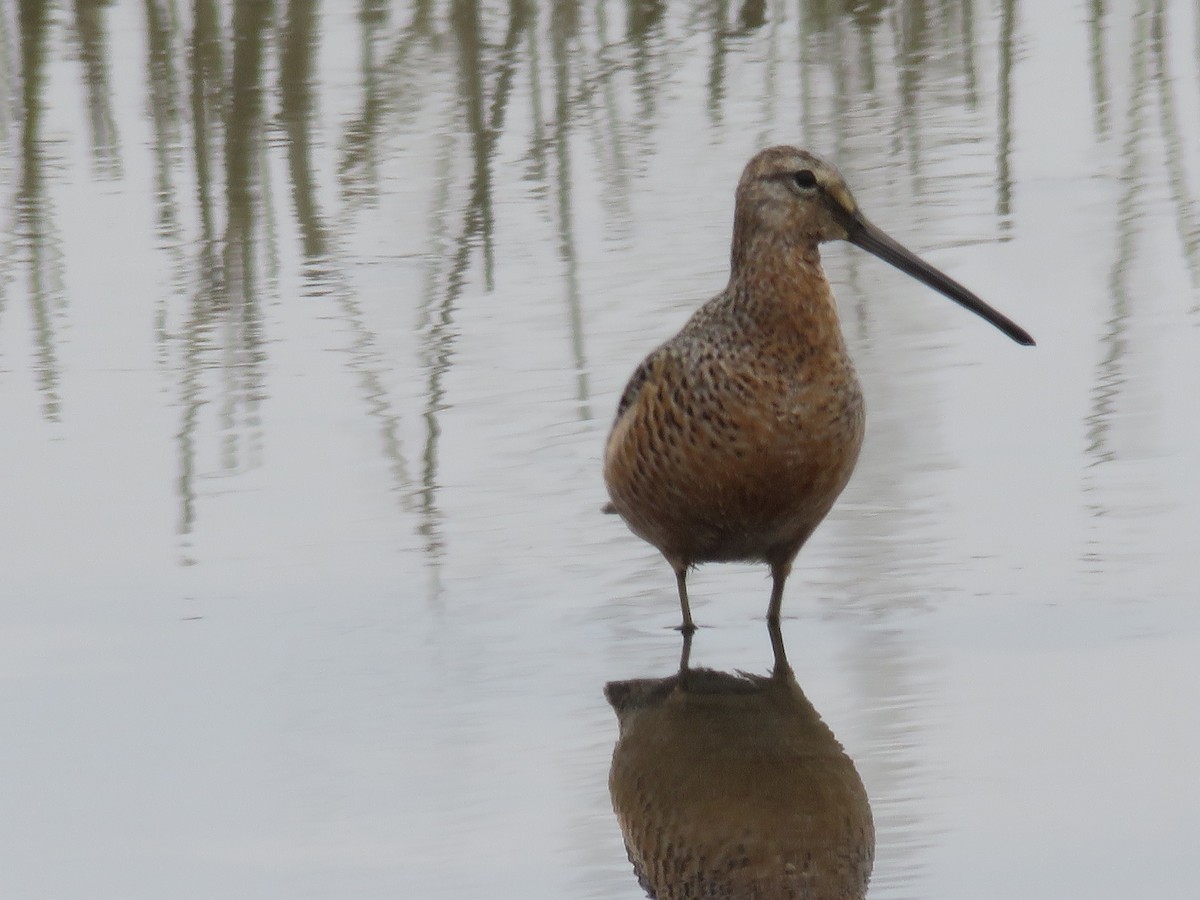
[604,146,1033,631]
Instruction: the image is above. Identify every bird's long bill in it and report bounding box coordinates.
[846,215,1035,346]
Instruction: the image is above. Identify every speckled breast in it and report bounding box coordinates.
[604,351,865,567]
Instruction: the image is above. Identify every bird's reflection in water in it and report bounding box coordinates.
[605,624,874,899]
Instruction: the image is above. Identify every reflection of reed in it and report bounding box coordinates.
[960,1,979,108]
[606,627,874,900]
[280,0,328,264]
[410,0,529,564]
[996,0,1016,227]
[1082,0,1200,560]
[280,2,417,534]
[1085,1,1148,467]
[73,0,122,178]
[548,1,591,417]
[1079,0,1151,575]
[893,0,930,179]
[174,0,273,537]
[190,0,223,250]
[144,0,186,324]
[13,0,63,422]
[0,8,13,140]
[626,0,665,143]
[413,131,456,572]
[1087,0,1110,140]
[172,0,225,540]
[338,0,389,203]
[804,3,984,181]
[705,0,729,124]
[1149,0,1200,296]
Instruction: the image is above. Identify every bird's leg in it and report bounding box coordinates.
[767,616,791,678]
[766,558,792,625]
[676,628,696,691]
[674,564,696,634]
[676,628,696,676]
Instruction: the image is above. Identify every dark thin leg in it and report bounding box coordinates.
[766,559,791,624]
[674,565,696,633]
[676,628,696,676]
[767,616,791,678]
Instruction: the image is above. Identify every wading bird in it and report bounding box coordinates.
[603,146,1034,631]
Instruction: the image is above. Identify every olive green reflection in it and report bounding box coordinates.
[605,628,874,900]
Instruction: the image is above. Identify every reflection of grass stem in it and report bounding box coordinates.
[1149,0,1200,300]
[73,0,122,178]
[1085,0,1149,467]
[549,0,590,418]
[15,0,63,422]
[589,4,632,228]
[961,0,978,108]
[707,0,729,126]
[1088,0,1111,141]
[281,0,328,263]
[173,0,273,538]
[144,0,187,361]
[337,0,388,203]
[996,0,1016,229]
[413,0,529,571]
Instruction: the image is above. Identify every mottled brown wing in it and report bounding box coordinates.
[613,352,657,423]
[605,352,661,514]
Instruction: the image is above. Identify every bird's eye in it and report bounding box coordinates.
[793,169,817,189]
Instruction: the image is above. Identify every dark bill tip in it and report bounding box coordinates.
[845,215,1035,347]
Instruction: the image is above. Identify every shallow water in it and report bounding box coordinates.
[2,1,1198,898]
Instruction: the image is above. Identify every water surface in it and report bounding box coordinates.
[2,2,1198,898]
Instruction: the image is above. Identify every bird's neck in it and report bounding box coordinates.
[727,237,847,351]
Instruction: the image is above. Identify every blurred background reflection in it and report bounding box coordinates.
[1,2,1197,899]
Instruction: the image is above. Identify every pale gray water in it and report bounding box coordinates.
[2,2,1198,898]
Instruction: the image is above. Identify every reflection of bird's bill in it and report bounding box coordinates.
[840,209,1036,347]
